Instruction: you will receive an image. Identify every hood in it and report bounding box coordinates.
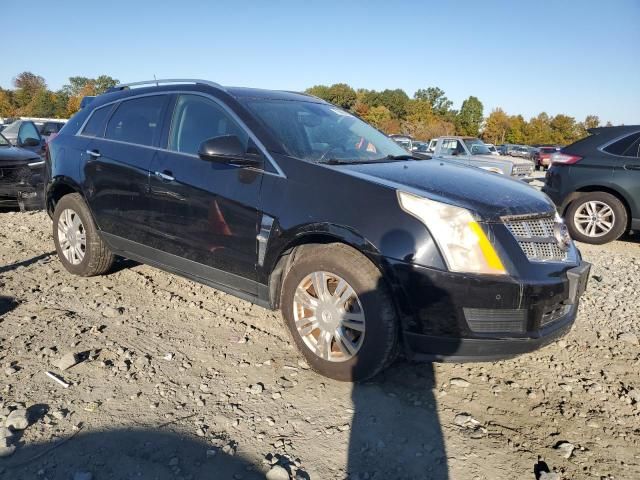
[0,145,41,165]
[339,159,555,221]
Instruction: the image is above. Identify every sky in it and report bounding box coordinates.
[1,0,639,124]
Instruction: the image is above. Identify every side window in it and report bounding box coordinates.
[18,122,40,144]
[603,132,640,158]
[105,95,166,146]
[440,139,456,154]
[82,106,113,137]
[455,140,467,155]
[169,94,249,155]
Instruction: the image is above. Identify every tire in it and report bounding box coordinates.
[565,192,627,245]
[52,193,115,276]
[280,243,398,382]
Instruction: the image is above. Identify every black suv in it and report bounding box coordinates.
[45,79,590,381]
[543,126,640,244]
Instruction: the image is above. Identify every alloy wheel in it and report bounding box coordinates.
[573,200,615,238]
[292,271,365,362]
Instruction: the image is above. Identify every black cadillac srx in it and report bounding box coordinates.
[45,79,590,381]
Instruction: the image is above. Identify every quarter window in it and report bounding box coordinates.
[168,94,248,155]
[105,96,166,146]
[82,106,112,137]
[603,132,640,157]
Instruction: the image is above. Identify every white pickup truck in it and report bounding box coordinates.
[427,136,534,180]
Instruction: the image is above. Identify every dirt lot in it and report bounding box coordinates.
[0,210,639,480]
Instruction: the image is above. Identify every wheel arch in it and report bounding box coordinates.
[265,226,412,349]
[46,176,85,218]
[564,185,632,229]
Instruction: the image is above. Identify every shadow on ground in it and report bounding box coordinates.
[1,427,265,480]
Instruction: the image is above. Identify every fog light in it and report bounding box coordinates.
[463,308,527,333]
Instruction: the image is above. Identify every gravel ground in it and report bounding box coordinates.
[0,210,639,480]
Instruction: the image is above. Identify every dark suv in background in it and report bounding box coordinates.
[543,126,640,244]
[46,79,590,381]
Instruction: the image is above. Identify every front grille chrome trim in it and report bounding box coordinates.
[503,214,570,263]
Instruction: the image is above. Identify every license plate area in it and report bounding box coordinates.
[564,262,591,305]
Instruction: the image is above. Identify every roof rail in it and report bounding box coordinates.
[108,78,225,93]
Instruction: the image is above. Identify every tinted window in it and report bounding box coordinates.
[18,122,40,143]
[105,96,166,146]
[82,106,113,137]
[603,132,640,157]
[241,99,408,162]
[169,94,248,155]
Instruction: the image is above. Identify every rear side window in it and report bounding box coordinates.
[105,95,167,146]
[168,94,248,155]
[82,106,112,137]
[603,132,640,157]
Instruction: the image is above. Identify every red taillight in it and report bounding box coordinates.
[550,152,582,165]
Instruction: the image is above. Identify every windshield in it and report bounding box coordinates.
[1,121,19,138]
[463,138,492,155]
[0,133,9,146]
[241,99,410,163]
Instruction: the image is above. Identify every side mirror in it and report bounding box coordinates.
[198,135,261,167]
[20,137,40,147]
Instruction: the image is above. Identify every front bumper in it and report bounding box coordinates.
[388,258,590,362]
[0,182,44,210]
[0,164,45,210]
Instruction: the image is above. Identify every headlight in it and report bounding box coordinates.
[398,191,506,275]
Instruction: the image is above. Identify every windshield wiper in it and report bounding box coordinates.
[317,154,422,165]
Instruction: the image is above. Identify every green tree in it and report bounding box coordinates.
[304,83,356,109]
[25,89,57,117]
[377,89,410,118]
[582,115,600,130]
[414,87,453,117]
[525,112,553,145]
[505,115,527,144]
[550,114,579,144]
[456,96,483,136]
[362,105,393,130]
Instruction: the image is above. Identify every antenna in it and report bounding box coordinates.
[153,74,158,86]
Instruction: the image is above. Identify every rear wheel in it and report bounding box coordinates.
[566,192,627,244]
[53,193,115,276]
[280,243,398,382]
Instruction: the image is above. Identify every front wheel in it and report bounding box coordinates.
[280,244,398,382]
[565,192,627,244]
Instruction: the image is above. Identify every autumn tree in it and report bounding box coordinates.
[13,72,47,111]
[0,89,15,117]
[482,108,510,144]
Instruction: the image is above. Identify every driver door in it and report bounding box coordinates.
[148,94,264,291]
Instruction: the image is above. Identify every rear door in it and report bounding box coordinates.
[148,93,264,289]
[603,131,640,220]
[83,94,170,243]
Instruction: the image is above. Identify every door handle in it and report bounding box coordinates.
[625,164,640,171]
[86,149,101,158]
[154,170,175,182]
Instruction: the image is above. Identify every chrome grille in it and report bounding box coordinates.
[504,215,569,262]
